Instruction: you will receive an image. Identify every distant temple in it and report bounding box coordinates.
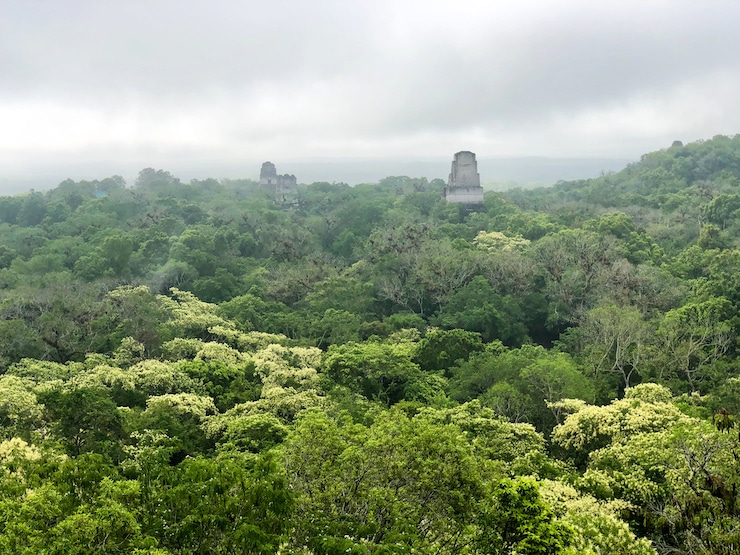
[259,161,297,193]
[444,151,484,204]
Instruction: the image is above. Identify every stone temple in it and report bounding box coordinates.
[444,151,484,204]
[259,161,297,193]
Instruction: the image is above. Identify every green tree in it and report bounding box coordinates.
[283,409,485,553]
[573,304,655,390]
[655,297,734,392]
[40,387,126,458]
[433,276,528,344]
[323,340,423,405]
[16,191,47,226]
[142,453,293,554]
[0,376,43,440]
[552,384,740,553]
[476,477,571,555]
[703,193,740,229]
[413,328,484,373]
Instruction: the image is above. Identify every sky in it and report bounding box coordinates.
[1,0,740,190]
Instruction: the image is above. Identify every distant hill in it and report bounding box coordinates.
[502,135,740,254]
[508,135,740,209]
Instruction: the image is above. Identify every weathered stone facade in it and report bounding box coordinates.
[259,161,297,192]
[444,151,484,204]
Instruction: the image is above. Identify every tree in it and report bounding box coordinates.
[418,401,545,462]
[703,193,740,229]
[697,223,727,250]
[16,191,47,226]
[413,328,484,373]
[323,340,423,405]
[476,477,571,555]
[298,276,377,319]
[0,281,114,363]
[136,393,217,454]
[373,230,475,316]
[310,308,362,349]
[283,409,485,553]
[433,276,528,344]
[0,376,43,440]
[551,384,740,554]
[520,353,594,425]
[574,304,655,390]
[141,453,293,554]
[551,382,686,465]
[105,286,171,353]
[534,229,623,328]
[474,230,531,252]
[40,387,126,458]
[656,297,734,393]
[447,345,590,432]
[540,481,656,555]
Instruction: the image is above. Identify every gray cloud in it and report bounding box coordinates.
[1,0,740,186]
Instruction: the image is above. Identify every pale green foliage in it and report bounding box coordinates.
[663,422,736,500]
[541,480,656,555]
[252,344,323,413]
[581,432,675,504]
[69,364,136,393]
[160,337,204,360]
[253,344,322,394]
[159,288,235,338]
[387,327,422,342]
[112,337,145,367]
[82,352,113,369]
[145,393,216,421]
[121,430,176,475]
[552,384,689,461]
[0,375,44,438]
[419,400,545,462]
[130,359,202,396]
[0,437,41,462]
[552,383,740,553]
[474,230,531,252]
[546,398,588,420]
[204,344,325,438]
[6,358,80,383]
[0,437,42,481]
[209,325,288,352]
[194,341,251,367]
[624,382,674,403]
[573,415,738,555]
[204,388,324,438]
[107,284,157,304]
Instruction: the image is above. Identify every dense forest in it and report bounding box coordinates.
[0,135,739,554]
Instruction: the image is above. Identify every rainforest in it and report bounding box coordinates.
[1,136,740,554]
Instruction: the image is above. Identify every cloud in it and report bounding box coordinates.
[1,0,740,185]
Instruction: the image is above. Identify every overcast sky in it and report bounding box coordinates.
[2,0,740,188]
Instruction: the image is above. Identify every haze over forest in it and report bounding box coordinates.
[2,1,740,193]
[0,156,634,196]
